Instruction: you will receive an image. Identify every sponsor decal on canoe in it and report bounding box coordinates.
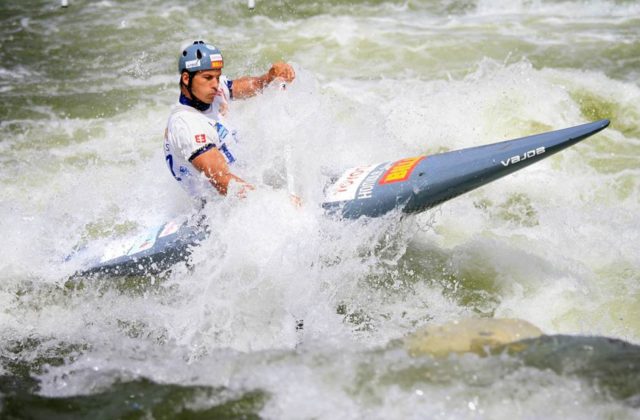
[97,219,181,265]
[378,156,425,185]
[127,226,162,256]
[356,165,387,199]
[195,134,206,144]
[158,218,183,238]
[500,147,546,166]
[99,238,136,263]
[324,163,381,202]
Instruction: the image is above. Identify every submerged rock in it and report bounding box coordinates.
[405,318,543,357]
[403,317,640,406]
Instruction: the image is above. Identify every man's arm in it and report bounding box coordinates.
[191,148,253,197]
[231,62,296,99]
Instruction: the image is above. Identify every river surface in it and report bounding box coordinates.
[1,0,639,418]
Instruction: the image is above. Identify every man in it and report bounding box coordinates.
[164,40,295,199]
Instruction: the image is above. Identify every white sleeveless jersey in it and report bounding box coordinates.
[164,79,237,199]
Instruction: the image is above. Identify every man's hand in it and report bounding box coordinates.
[289,193,303,208]
[231,62,296,99]
[235,181,255,199]
[268,62,295,84]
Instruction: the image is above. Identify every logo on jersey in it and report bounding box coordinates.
[195,134,206,143]
[214,122,228,140]
[379,156,425,184]
[220,144,235,163]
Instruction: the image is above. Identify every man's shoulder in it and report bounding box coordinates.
[169,102,199,117]
[167,104,218,142]
[168,104,209,126]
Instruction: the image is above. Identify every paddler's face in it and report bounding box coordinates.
[184,69,222,104]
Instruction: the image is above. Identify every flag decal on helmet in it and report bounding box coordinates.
[209,53,224,69]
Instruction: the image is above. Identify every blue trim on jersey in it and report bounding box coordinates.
[226,79,233,99]
[189,143,216,162]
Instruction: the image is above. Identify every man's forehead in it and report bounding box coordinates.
[196,69,222,76]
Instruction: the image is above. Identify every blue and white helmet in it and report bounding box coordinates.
[178,40,224,74]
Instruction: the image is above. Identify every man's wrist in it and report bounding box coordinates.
[260,72,272,87]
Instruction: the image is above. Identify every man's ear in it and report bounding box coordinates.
[181,71,190,85]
